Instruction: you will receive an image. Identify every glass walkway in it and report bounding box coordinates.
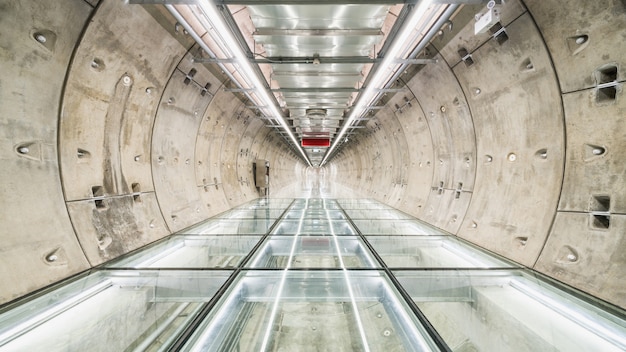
[1,198,626,351]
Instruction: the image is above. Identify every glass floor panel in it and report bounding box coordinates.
[290,198,341,210]
[336,199,395,210]
[179,218,274,235]
[181,270,440,351]
[367,236,517,268]
[0,270,232,351]
[271,219,357,235]
[247,236,378,268]
[282,208,347,220]
[2,197,625,351]
[394,270,626,352]
[212,208,286,220]
[343,208,416,220]
[233,198,293,209]
[107,235,262,268]
[352,219,448,236]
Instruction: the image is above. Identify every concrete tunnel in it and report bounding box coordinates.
[1,0,626,350]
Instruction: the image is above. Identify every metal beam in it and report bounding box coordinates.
[214,0,486,4]
[193,56,438,66]
[254,29,382,36]
[271,87,360,93]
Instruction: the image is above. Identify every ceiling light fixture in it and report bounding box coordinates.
[320,0,448,167]
[166,2,312,167]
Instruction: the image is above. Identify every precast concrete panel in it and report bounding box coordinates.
[558,89,626,213]
[0,0,93,303]
[525,0,626,93]
[60,0,183,200]
[66,193,169,266]
[152,69,212,231]
[454,14,565,266]
[536,212,626,308]
[436,0,527,68]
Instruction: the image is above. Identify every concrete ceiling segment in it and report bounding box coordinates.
[526,0,626,306]
[435,0,527,68]
[402,53,476,233]
[452,13,565,266]
[0,0,93,303]
[524,0,626,93]
[216,102,255,207]
[151,69,213,232]
[59,0,185,265]
[537,213,626,308]
[388,95,435,217]
[370,98,411,207]
[558,90,626,213]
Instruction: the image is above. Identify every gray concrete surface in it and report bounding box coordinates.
[0,0,625,310]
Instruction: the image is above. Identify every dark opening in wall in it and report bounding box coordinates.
[590,195,610,212]
[132,183,141,203]
[458,47,474,67]
[597,66,618,84]
[595,65,618,103]
[91,186,103,197]
[591,214,610,230]
[488,22,508,45]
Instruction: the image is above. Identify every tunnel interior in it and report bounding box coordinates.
[1,0,626,350]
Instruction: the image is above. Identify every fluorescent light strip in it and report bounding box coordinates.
[195,2,311,166]
[321,0,438,167]
[0,280,113,346]
[259,199,307,351]
[509,279,626,349]
[326,207,371,352]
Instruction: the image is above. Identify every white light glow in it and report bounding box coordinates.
[321,0,439,166]
[173,2,311,166]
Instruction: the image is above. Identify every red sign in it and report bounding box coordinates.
[301,138,330,147]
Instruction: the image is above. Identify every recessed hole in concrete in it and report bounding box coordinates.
[32,30,56,52]
[590,194,610,212]
[507,153,517,162]
[597,86,617,103]
[584,143,606,161]
[566,34,589,55]
[463,56,474,67]
[131,183,141,202]
[597,65,618,84]
[94,199,106,209]
[494,30,509,45]
[535,148,548,160]
[521,58,534,71]
[556,245,579,264]
[485,155,493,163]
[90,58,105,72]
[77,148,90,159]
[91,186,103,197]
[489,22,508,45]
[455,182,463,199]
[591,214,610,229]
[516,236,528,247]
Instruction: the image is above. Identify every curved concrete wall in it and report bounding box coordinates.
[331,0,626,307]
[1,0,624,310]
[0,0,302,303]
